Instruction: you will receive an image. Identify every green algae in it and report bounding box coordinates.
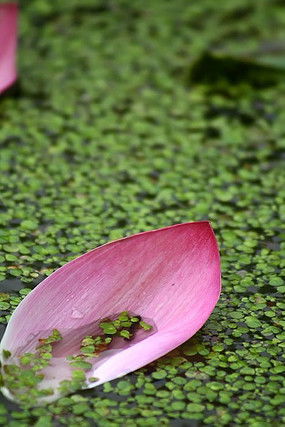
[0,0,285,425]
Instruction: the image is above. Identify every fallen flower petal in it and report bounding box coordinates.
[0,221,221,404]
[0,3,18,94]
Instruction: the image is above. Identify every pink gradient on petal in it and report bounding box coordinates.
[0,221,221,400]
[0,3,18,94]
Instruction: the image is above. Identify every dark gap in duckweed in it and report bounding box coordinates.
[203,127,221,139]
[259,285,279,295]
[220,5,254,23]
[190,53,285,87]
[0,81,23,101]
[205,105,255,125]
[0,279,26,293]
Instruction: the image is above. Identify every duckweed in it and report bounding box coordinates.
[1,311,152,407]
[1,0,285,425]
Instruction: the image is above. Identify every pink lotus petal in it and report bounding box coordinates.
[0,3,18,94]
[0,221,221,403]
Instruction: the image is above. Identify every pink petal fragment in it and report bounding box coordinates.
[0,3,18,94]
[0,221,221,402]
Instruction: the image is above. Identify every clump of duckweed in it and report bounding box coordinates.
[0,329,62,408]
[69,311,147,365]
[0,312,152,408]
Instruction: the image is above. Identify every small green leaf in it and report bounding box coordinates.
[139,321,152,331]
[70,361,92,371]
[120,330,131,339]
[2,350,11,360]
[99,322,117,334]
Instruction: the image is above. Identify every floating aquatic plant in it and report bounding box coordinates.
[0,221,221,406]
[1,312,153,407]
[0,3,18,94]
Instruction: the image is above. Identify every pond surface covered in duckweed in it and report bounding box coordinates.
[0,0,285,425]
